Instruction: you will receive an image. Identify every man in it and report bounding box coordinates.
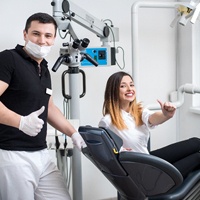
[0,12,85,200]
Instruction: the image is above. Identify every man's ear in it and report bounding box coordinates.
[23,30,27,41]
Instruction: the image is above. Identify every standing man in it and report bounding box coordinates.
[0,12,85,200]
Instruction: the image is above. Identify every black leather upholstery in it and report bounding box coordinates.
[149,170,200,200]
[78,126,200,200]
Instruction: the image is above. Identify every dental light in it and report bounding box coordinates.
[171,0,200,27]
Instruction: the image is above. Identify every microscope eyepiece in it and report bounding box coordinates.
[81,38,90,48]
[72,39,80,49]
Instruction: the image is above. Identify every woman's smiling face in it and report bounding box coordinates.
[119,75,136,109]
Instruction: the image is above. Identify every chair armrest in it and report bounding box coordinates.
[149,170,200,199]
[119,152,183,183]
[119,152,183,196]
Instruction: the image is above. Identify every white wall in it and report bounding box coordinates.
[1,0,199,200]
[177,18,200,140]
[130,1,178,150]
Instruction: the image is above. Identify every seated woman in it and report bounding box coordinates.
[99,71,200,178]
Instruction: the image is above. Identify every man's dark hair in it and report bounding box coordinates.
[24,12,58,35]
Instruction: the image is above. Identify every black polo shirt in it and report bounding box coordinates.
[0,45,52,151]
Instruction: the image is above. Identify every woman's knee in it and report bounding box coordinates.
[188,137,200,149]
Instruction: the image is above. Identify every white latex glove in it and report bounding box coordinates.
[19,106,45,137]
[71,132,86,151]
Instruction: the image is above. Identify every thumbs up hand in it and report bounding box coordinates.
[19,106,45,136]
[157,100,176,118]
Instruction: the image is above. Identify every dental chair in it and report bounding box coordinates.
[79,126,200,200]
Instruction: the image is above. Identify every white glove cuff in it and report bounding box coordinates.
[19,116,25,131]
[71,132,87,150]
[71,131,80,140]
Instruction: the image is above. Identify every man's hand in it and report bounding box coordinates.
[71,132,87,151]
[19,106,45,136]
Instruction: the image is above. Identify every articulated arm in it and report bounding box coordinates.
[51,0,119,44]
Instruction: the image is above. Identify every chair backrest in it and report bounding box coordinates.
[80,125,125,175]
[79,126,183,200]
[79,126,148,199]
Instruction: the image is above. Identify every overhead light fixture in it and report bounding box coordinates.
[171,0,200,27]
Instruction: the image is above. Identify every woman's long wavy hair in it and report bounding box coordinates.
[102,71,143,130]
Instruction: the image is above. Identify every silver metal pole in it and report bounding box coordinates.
[69,71,83,200]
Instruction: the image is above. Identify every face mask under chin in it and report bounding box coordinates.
[25,40,52,59]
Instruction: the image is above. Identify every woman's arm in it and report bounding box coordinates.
[148,99,176,126]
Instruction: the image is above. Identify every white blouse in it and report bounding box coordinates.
[98,108,155,154]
